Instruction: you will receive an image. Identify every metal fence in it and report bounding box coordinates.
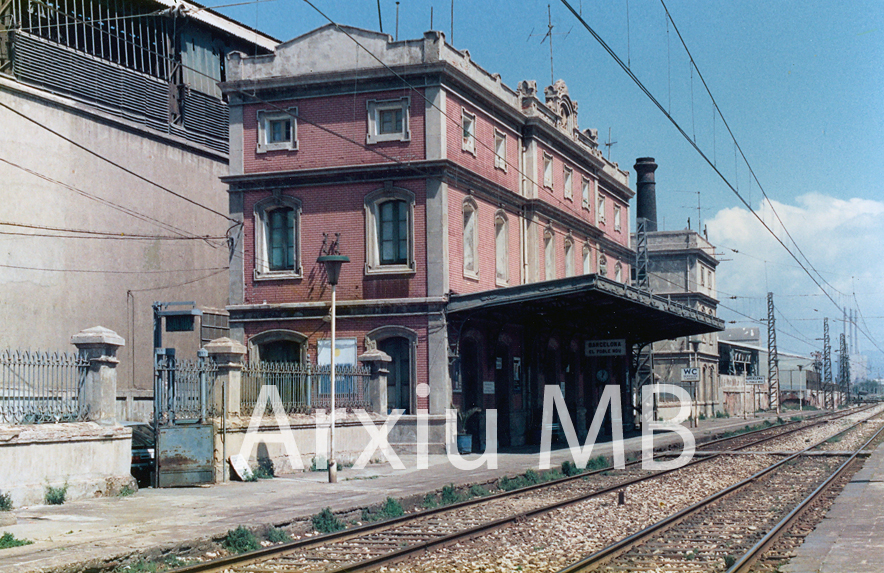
[154,353,217,425]
[241,362,371,415]
[0,349,89,424]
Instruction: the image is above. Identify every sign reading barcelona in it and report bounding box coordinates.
[585,339,627,357]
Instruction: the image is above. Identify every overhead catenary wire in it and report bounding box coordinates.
[559,0,845,319]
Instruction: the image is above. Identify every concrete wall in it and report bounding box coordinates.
[0,79,230,392]
[0,423,134,507]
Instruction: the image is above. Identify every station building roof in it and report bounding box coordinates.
[447,274,724,346]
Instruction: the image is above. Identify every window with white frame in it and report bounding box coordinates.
[598,254,608,277]
[254,195,301,279]
[494,130,507,170]
[614,205,622,232]
[700,265,705,286]
[582,244,591,274]
[257,109,297,153]
[544,228,555,280]
[462,198,479,279]
[563,166,573,200]
[543,153,553,189]
[366,97,410,144]
[495,212,509,285]
[461,109,476,154]
[581,177,591,210]
[564,238,574,277]
[615,262,623,282]
[364,187,415,273]
[597,194,606,224]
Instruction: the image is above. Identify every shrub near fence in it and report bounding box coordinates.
[241,362,371,416]
[0,350,89,424]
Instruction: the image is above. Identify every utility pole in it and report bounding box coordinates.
[840,332,850,406]
[767,292,780,413]
[823,318,833,410]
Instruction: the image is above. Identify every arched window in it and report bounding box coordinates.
[365,186,415,273]
[582,244,591,274]
[598,255,608,278]
[544,227,555,281]
[463,198,479,278]
[248,330,308,364]
[564,237,574,278]
[254,195,301,279]
[495,211,509,285]
[615,262,623,283]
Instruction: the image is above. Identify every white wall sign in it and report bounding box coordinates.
[317,337,357,366]
[746,376,765,385]
[585,339,626,357]
[681,367,700,382]
[483,381,495,394]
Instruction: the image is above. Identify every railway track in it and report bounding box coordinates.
[559,410,884,573]
[168,406,880,573]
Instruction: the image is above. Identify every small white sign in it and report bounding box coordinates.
[585,339,626,357]
[229,454,253,481]
[483,381,495,394]
[681,367,700,382]
[746,376,765,385]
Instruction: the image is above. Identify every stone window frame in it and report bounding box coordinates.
[582,243,592,274]
[366,97,411,144]
[253,194,302,281]
[543,226,556,281]
[597,194,607,225]
[615,261,623,283]
[494,130,507,171]
[256,108,297,153]
[581,176,591,210]
[364,185,416,275]
[461,109,477,155]
[494,210,509,286]
[563,165,573,201]
[563,235,574,277]
[247,329,308,364]
[462,196,479,280]
[614,204,622,232]
[543,153,554,190]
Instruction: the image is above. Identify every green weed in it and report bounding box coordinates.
[266,527,289,543]
[223,526,260,553]
[0,491,12,511]
[44,483,67,505]
[312,507,344,533]
[0,532,33,549]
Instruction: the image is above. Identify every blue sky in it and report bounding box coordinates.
[215,0,884,376]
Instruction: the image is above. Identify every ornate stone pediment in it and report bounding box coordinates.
[544,79,578,133]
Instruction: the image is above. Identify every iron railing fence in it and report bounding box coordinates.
[154,354,217,425]
[241,362,371,416]
[0,349,89,424]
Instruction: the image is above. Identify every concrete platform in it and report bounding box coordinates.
[0,412,806,573]
[783,440,884,573]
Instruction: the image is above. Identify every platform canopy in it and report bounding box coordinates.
[446,274,724,346]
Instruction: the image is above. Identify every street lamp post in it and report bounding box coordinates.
[317,233,349,484]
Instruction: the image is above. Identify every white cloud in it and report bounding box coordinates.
[707,193,884,371]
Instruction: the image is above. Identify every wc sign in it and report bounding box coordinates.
[681,367,700,382]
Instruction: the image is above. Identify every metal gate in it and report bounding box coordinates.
[154,349,216,487]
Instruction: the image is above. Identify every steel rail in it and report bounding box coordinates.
[555,408,882,573]
[725,421,884,573]
[167,407,869,573]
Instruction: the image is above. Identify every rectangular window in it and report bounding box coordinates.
[463,204,478,278]
[366,97,411,144]
[257,109,297,153]
[563,166,573,200]
[494,130,507,170]
[597,195,606,224]
[379,201,408,265]
[614,205,622,232]
[543,153,553,189]
[268,208,295,271]
[582,246,591,274]
[462,110,476,154]
[564,241,574,277]
[544,232,555,280]
[581,177,591,210]
[495,216,508,285]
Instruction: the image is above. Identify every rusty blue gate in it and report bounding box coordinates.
[154,349,216,487]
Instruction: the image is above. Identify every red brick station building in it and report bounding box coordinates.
[221,25,721,448]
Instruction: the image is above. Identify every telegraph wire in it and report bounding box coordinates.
[0,221,225,241]
[0,263,228,274]
[560,0,845,317]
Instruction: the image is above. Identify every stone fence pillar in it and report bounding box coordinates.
[71,326,125,425]
[358,341,391,415]
[204,337,246,417]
